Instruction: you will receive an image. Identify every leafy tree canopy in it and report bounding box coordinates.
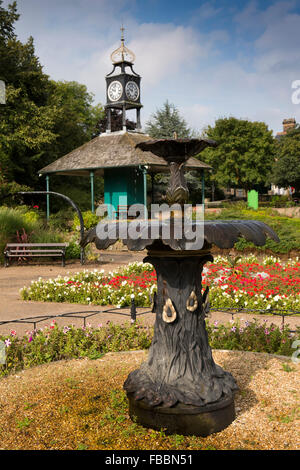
[145,100,191,139]
[46,80,104,161]
[271,124,300,192]
[0,1,103,193]
[200,117,275,191]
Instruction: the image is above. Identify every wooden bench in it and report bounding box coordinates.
[4,243,68,267]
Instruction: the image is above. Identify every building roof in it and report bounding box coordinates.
[38,131,212,177]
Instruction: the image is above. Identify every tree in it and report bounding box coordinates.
[271,124,300,193]
[145,100,191,139]
[46,80,104,161]
[144,101,198,201]
[0,1,104,198]
[200,117,275,192]
[97,108,136,134]
[0,1,59,186]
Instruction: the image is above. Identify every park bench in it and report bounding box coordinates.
[4,243,68,267]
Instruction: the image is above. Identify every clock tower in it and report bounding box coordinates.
[105,28,142,132]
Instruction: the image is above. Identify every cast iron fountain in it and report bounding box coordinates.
[81,137,279,436]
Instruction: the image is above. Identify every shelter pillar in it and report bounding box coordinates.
[107,108,112,133]
[136,108,141,130]
[143,166,147,219]
[151,172,155,204]
[46,175,50,220]
[122,105,126,131]
[90,171,95,213]
[201,170,205,208]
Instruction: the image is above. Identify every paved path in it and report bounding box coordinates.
[0,251,299,336]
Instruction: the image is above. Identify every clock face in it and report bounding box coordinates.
[125,81,139,101]
[108,81,123,102]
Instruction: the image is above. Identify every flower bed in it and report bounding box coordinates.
[1,319,299,378]
[206,255,300,311]
[20,256,300,313]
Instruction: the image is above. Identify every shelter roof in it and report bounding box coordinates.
[38,131,212,177]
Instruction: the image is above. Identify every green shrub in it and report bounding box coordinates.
[31,229,63,244]
[65,239,81,259]
[0,206,39,260]
[23,210,41,225]
[72,210,100,231]
[0,205,71,262]
[48,208,74,232]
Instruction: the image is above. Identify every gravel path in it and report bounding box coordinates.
[0,251,299,336]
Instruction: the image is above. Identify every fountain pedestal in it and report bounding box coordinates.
[124,243,238,436]
[127,392,235,437]
[81,137,279,437]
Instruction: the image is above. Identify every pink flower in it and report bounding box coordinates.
[28,336,33,343]
[10,330,17,336]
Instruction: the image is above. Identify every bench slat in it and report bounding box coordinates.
[6,254,63,257]
[4,242,67,267]
[6,250,65,253]
[6,243,68,247]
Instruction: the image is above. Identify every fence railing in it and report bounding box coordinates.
[0,301,299,334]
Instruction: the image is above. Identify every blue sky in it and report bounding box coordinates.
[4,0,300,135]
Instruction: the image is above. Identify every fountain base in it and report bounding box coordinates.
[127,392,235,437]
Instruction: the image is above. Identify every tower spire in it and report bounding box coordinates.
[106,29,142,133]
[121,24,125,42]
[110,26,135,64]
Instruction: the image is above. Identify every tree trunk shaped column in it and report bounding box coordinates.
[124,250,238,436]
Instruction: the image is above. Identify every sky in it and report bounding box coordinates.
[4,0,300,135]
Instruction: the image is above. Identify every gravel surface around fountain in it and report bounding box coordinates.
[0,349,298,450]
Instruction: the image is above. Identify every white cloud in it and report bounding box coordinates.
[193,1,223,21]
[3,0,300,136]
[129,24,206,88]
[180,104,217,134]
